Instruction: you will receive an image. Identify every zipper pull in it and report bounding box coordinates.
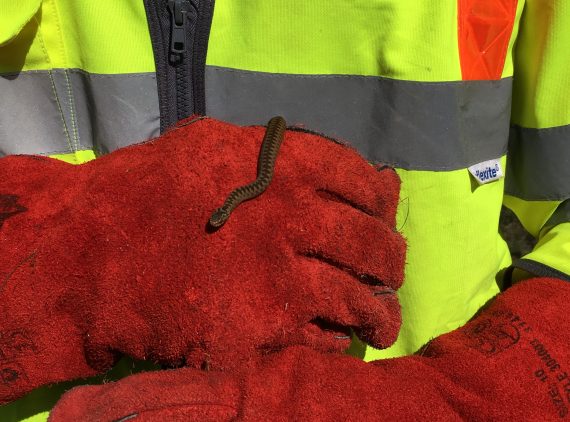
[168,0,195,62]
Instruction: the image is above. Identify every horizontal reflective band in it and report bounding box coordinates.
[0,69,160,156]
[544,199,570,230]
[205,66,513,170]
[505,124,570,200]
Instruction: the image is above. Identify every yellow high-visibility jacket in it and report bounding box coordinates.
[1,0,569,420]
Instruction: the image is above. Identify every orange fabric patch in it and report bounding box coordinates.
[458,0,518,80]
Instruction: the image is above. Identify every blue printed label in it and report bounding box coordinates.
[468,159,504,185]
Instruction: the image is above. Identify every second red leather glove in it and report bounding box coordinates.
[50,277,570,421]
[0,117,405,403]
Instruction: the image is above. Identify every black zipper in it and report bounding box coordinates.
[143,0,215,133]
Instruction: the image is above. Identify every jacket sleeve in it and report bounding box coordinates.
[503,0,570,281]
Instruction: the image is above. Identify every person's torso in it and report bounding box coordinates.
[0,1,527,420]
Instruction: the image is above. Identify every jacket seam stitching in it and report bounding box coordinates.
[33,15,73,153]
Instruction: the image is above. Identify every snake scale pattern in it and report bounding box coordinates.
[209,116,287,227]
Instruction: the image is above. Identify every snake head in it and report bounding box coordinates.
[209,208,229,228]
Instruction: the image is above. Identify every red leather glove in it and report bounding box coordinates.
[0,117,405,403]
[50,278,570,421]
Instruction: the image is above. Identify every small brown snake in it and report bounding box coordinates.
[209,116,287,228]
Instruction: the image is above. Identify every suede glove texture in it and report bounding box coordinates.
[50,277,570,421]
[0,116,405,404]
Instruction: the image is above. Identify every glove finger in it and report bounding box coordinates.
[279,130,401,225]
[294,203,406,292]
[0,251,99,404]
[49,368,238,422]
[316,163,401,228]
[0,321,97,404]
[304,260,402,350]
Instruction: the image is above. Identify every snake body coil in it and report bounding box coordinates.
[209,116,287,227]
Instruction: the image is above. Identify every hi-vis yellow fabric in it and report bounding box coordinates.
[0,0,42,47]
[0,0,154,74]
[524,223,570,276]
[0,0,155,162]
[511,0,570,128]
[356,158,511,360]
[503,196,560,237]
[0,0,569,420]
[503,195,570,276]
[505,0,570,278]
[207,0,464,81]
[49,151,96,164]
[208,0,524,81]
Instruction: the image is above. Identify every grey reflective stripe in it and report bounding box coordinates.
[505,124,570,201]
[0,69,160,156]
[544,199,570,230]
[205,66,513,171]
